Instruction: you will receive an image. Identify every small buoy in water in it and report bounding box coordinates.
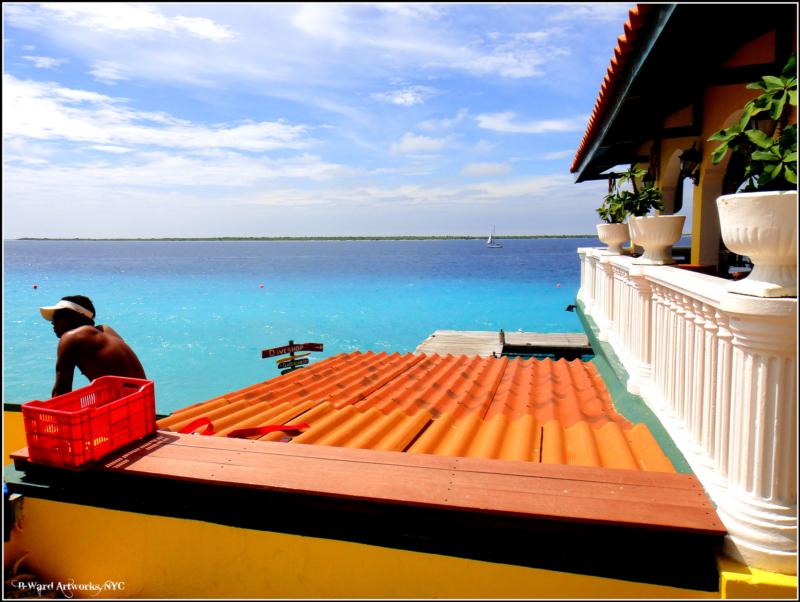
[556,283,561,288]
[259,284,265,288]
[32,284,38,289]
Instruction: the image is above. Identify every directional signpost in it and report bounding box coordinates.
[274,352,311,363]
[262,340,323,375]
[262,342,324,358]
[277,357,309,370]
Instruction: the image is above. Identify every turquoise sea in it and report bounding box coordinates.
[4,238,595,414]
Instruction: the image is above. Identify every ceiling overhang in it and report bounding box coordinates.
[572,3,797,183]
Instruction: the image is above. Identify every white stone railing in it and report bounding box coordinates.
[577,248,797,575]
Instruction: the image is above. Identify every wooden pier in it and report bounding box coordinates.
[415,330,592,359]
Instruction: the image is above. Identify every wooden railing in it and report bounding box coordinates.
[577,247,797,575]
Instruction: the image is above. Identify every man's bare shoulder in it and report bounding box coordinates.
[97,324,122,338]
[62,324,99,338]
[58,325,101,347]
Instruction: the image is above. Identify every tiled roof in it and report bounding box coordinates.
[157,351,675,472]
[570,3,654,174]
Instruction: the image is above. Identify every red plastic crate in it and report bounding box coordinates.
[21,376,156,469]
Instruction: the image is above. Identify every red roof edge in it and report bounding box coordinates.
[570,4,656,174]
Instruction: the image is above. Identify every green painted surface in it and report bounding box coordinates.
[576,300,693,475]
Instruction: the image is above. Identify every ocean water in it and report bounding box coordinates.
[4,238,595,413]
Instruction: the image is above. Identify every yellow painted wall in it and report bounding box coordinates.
[718,557,797,599]
[9,497,720,600]
[657,135,696,216]
[691,82,762,265]
[721,31,775,67]
[689,28,798,265]
[4,410,27,465]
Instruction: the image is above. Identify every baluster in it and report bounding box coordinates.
[614,267,624,351]
[690,299,706,449]
[700,305,719,465]
[681,295,695,434]
[618,268,630,358]
[627,268,653,395]
[600,258,615,340]
[663,290,676,416]
[650,285,665,408]
[713,311,733,480]
[577,249,588,303]
[672,293,687,420]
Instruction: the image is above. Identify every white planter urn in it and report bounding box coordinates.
[717,190,797,298]
[628,215,686,265]
[596,223,629,254]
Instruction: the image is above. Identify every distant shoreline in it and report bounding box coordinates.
[13,235,599,242]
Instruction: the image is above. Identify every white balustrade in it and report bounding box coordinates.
[577,247,797,575]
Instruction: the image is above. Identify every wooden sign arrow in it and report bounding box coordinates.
[277,357,310,370]
[274,351,311,363]
[262,342,323,358]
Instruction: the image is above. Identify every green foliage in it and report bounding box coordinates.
[596,191,628,223]
[708,54,797,192]
[625,184,664,217]
[598,164,663,222]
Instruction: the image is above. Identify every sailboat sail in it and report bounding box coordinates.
[487,226,502,248]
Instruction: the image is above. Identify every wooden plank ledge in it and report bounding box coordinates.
[11,432,725,536]
[415,330,592,358]
[415,330,502,356]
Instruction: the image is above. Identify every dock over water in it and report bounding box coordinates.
[415,330,593,359]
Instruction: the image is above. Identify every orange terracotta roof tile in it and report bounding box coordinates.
[157,352,675,473]
[571,4,655,174]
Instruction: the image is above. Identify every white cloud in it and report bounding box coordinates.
[172,15,237,42]
[88,145,133,154]
[461,162,512,177]
[541,149,575,160]
[288,4,567,80]
[89,61,128,84]
[454,30,569,79]
[3,75,314,152]
[22,55,67,69]
[473,140,497,153]
[390,133,450,154]
[237,174,573,209]
[372,85,436,107]
[3,152,359,197]
[549,4,633,23]
[291,4,350,44]
[375,4,445,20]
[419,109,468,131]
[13,3,236,41]
[476,111,588,134]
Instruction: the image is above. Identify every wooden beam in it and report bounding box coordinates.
[10,435,727,535]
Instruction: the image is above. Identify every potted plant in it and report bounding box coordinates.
[614,165,685,265]
[708,53,797,297]
[596,182,630,254]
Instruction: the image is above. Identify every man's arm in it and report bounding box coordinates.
[52,333,79,397]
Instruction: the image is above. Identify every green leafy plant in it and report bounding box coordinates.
[596,190,627,223]
[598,164,663,222]
[708,54,797,192]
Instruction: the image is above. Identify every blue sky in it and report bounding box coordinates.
[3,2,635,238]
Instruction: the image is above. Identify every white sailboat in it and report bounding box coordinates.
[486,226,503,248]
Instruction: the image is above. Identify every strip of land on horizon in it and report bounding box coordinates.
[15,235,601,241]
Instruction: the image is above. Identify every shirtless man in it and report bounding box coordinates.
[40,295,146,396]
